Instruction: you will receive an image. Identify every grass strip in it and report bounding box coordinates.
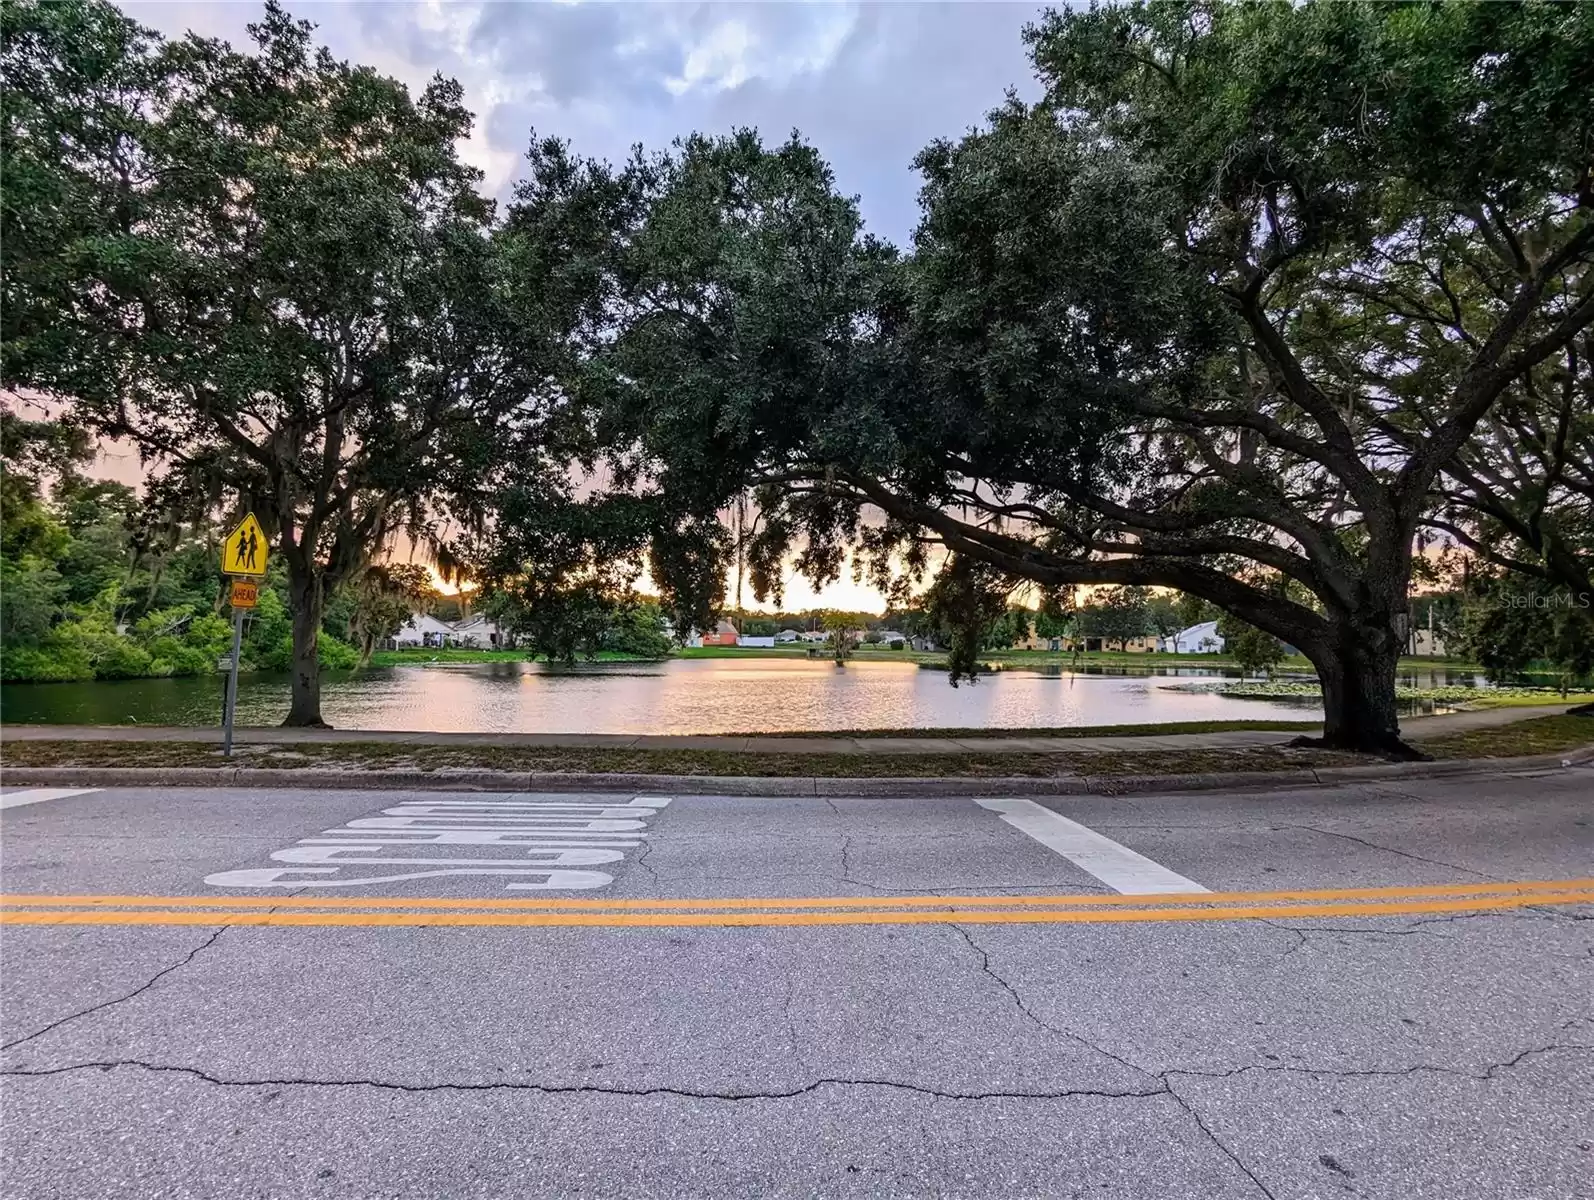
[3,716,1586,778]
[729,719,1320,739]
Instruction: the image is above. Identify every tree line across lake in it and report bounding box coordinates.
[2,0,1590,752]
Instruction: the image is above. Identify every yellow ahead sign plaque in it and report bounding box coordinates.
[222,513,268,577]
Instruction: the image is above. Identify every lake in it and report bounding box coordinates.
[0,657,1485,734]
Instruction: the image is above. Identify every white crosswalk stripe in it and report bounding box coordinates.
[975,798,1209,895]
[0,787,102,811]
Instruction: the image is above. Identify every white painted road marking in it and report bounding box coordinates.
[206,794,670,891]
[975,798,1209,895]
[271,845,624,866]
[0,788,101,811]
[203,867,615,889]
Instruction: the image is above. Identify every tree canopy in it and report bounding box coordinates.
[7,0,1591,744]
[561,0,1594,752]
[2,0,586,723]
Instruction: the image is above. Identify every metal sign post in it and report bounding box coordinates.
[223,602,244,758]
[219,514,268,758]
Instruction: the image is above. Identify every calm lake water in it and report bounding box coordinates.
[0,658,1484,734]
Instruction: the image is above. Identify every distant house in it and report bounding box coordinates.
[452,614,506,649]
[699,619,741,647]
[799,630,829,644]
[774,629,801,643]
[1162,621,1224,654]
[394,614,457,649]
[1064,635,1161,653]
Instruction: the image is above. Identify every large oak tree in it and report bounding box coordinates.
[2,0,570,724]
[568,1,1593,753]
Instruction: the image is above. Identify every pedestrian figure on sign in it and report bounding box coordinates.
[234,529,250,570]
[245,528,259,570]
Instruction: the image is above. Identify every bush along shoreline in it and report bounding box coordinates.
[2,586,359,683]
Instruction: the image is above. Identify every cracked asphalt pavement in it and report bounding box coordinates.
[1,768,1591,1199]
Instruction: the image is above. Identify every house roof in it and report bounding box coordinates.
[399,614,456,635]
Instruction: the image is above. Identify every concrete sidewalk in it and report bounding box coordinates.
[0,704,1576,755]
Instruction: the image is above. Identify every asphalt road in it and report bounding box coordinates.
[1,769,1590,1200]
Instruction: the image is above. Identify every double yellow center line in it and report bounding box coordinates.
[2,879,1591,928]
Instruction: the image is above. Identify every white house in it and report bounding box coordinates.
[394,614,458,649]
[1163,620,1224,654]
[452,614,506,649]
[774,629,801,643]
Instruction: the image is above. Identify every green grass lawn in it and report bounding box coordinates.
[1420,714,1594,759]
[734,718,1321,739]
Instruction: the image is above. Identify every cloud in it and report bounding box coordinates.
[122,0,1045,244]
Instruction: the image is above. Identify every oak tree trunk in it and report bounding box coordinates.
[1308,626,1416,758]
[284,565,330,728]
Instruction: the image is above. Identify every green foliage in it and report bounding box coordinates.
[1143,594,1184,640]
[343,563,439,665]
[922,557,1012,683]
[0,642,93,682]
[1075,588,1154,651]
[1216,614,1287,679]
[552,0,1592,753]
[0,409,233,682]
[983,607,1033,650]
[1456,575,1594,693]
[601,602,673,660]
[820,610,857,664]
[1031,602,1073,643]
[1175,593,1217,630]
[2,0,589,723]
[0,555,64,647]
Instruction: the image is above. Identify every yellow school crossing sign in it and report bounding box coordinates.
[222,513,268,578]
[219,511,267,758]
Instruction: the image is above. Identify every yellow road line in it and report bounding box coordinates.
[3,877,1591,913]
[2,891,1590,929]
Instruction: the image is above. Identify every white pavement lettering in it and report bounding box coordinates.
[381,805,657,818]
[385,798,670,810]
[203,793,672,892]
[0,788,101,811]
[202,867,615,889]
[342,817,649,831]
[299,835,640,847]
[974,798,1209,895]
[271,846,624,866]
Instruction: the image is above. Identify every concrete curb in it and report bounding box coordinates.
[3,745,1589,797]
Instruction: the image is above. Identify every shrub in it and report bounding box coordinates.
[254,630,360,671]
[0,643,94,682]
[93,636,154,679]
